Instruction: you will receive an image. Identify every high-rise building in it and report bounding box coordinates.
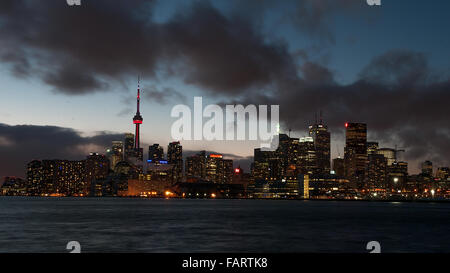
[107,140,124,170]
[332,157,345,177]
[309,116,331,175]
[26,160,43,195]
[367,153,387,190]
[186,151,207,179]
[124,133,135,161]
[253,147,283,181]
[387,161,408,190]
[344,122,367,189]
[421,160,433,178]
[298,137,317,175]
[436,167,449,180]
[278,134,299,172]
[205,154,233,184]
[148,144,164,161]
[85,153,110,193]
[167,141,183,182]
[367,142,379,155]
[377,148,396,166]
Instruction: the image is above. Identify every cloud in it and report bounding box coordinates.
[144,85,186,104]
[289,0,367,44]
[0,0,296,97]
[0,123,124,178]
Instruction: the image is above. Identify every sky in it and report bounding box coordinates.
[1,0,450,178]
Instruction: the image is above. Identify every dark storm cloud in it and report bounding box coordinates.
[0,0,160,94]
[144,85,186,104]
[290,0,367,44]
[162,3,296,94]
[0,123,124,178]
[359,50,430,86]
[0,0,295,95]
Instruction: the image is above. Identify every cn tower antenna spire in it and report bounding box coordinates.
[133,76,143,150]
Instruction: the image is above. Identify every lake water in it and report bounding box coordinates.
[0,197,449,253]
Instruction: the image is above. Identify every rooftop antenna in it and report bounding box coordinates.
[320,110,323,124]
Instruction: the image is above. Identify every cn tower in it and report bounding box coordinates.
[133,78,143,150]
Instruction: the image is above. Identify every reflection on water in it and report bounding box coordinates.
[0,197,449,253]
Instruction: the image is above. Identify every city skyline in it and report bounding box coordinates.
[2,0,450,178]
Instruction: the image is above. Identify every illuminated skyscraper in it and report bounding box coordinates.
[148,144,164,161]
[344,122,367,189]
[107,140,123,169]
[167,141,183,182]
[206,154,233,184]
[124,133,135,161]
[367,153,387,190]
[186,151,207,179]
[309,115,331,175]
[298,137,317,175]
[421,160,433,178]
[85,153,110,193]
[367,142,379,155]
[332,157,345,177]
[388,161,408,190]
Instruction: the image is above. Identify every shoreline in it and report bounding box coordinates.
[1,195,449,204]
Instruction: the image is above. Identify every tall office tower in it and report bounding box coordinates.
[367,142,379,155]
[298,137,317,175]
[206,154,221,183]
[252,149,270,181]
[388,161,408,190]
[205,154,234,184]
[186,151,207,179]
[148,144,164,161]
[124,133,135,161]
[222,159,234,184]
[309,115,331,175]
[332,157,345,177]
[167,141,183,182]
[278,134,299,171]
[344,122,368,189]
[108,140,124,170]
[85,153,110,194]
[367,153,387,190]
[421,160,433,178]
[253,147,283,181]
[26,160,43,195]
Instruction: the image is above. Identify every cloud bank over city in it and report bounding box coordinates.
[1,0,450,177]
